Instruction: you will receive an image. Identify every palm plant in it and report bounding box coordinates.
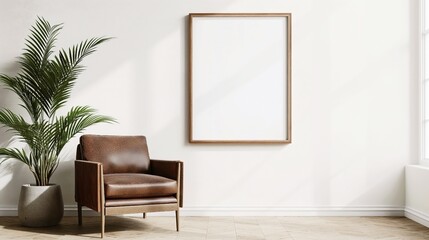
[0,17,115,186]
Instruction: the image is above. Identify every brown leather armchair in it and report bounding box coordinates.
[75,135,183,238]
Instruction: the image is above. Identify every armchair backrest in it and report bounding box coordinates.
[78,135,151,174]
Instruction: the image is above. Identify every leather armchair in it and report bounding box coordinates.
[75,135,183,238]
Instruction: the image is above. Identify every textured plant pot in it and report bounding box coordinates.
[18,184,64,227]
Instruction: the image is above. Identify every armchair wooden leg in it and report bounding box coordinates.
[175,210,179,231]
[78,203,82,226]
[101,208,105,238]
[143,212,146,219]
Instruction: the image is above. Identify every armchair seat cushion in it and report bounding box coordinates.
[104,173,177,199]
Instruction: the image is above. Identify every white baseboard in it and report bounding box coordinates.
[404,207,429,228]
[177,206,404,217]
[0,205,405,217]
[0,207,16,216]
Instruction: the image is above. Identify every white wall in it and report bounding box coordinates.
[0,0,419,215]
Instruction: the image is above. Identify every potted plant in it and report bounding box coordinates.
[0,17,114,227]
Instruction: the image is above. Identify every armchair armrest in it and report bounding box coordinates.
[75,160,104,212]
[150,159,181,180]
[150,159,183,207]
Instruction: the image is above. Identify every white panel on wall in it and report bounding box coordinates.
[405,165,429,227]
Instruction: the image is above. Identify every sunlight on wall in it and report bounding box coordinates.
[0,169,13,191]
[146,28,182,134]
[69,61,139,134]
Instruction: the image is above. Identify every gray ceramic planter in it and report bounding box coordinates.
[18,184,64,227]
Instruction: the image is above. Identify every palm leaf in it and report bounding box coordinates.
[0,75,42,122]
[48,37,111,116]
[53,106,115,154]
[0,147,29,164]
[0,109,34,147]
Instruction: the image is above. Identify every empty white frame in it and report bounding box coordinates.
[189,13,291,143]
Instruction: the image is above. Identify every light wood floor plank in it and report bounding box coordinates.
[0,216,427,239]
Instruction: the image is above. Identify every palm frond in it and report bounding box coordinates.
[53,106,115,154]
[0,109,34,147]
[18,16,62,84]
[48,37,111,116]
[0,75,42,122]
[0,147,30,165]
[17,17,62,121]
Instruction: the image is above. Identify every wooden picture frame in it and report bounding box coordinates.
[189,13,292,143]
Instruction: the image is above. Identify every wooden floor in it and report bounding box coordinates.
[0,216,428,239]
